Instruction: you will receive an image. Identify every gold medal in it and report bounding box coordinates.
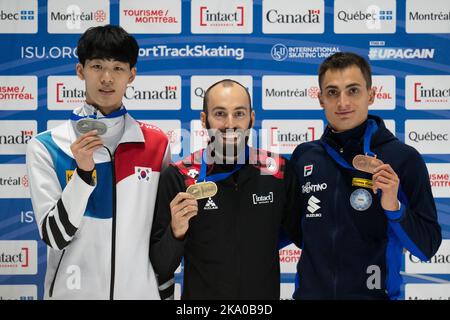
[186,181,218,200]
[352,154,384,174]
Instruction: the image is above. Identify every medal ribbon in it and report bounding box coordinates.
[70,106,127,121]
[320,119,378,171]
[197,146,249,183]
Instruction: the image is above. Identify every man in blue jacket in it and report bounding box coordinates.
[290,52,442,299]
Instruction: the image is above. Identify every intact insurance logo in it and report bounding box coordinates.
[405,75,450,110]
[262,75,321,110]
[0,241,37,275]
[47,0,109,34]
[406,0,450,34]
[368,40,435,60]
[405,120,450,154]
[47,76,85,110]
[261,120,323,154]
[0,121,36,155]
[0,0,37,33]
[0,76,37,111]
[262,0,324,34]
[120,0,181,34]
[191,0,253,34]
[334,0,396,34]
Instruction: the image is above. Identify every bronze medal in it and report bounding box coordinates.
[186,181,218,200]
[352,154,384,174]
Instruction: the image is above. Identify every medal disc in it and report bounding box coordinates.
[76,118,107,135]
[350,188,372,211]
[186,181,218,200]
[352,154,384,174]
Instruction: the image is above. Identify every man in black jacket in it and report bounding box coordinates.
[290,52,442,299]
[150,79,301,299]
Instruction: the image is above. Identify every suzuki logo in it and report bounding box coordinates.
[307,195,321,213]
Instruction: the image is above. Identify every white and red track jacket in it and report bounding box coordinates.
[26,109,170,299]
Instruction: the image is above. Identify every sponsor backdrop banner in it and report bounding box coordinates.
[0,0,449,300]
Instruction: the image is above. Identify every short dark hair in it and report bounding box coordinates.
[202,79,252,113]
[77,25,139,68]
[318,52,372,90]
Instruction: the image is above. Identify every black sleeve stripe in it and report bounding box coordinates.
[159,283,175,300]
[41,215,53,247]
[57,199,77,237]
[48,215,70,249]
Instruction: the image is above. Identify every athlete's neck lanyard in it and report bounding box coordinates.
[197,146,249,182]
[320,119,378,171]
[70,106,127,121]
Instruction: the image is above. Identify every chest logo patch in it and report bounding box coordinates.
[350,188,372,211]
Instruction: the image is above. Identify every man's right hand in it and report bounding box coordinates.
[170,192,198,240]
[70,130,104,171]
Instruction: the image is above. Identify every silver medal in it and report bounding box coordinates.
[76,118,107,135]
[350,188,372,211]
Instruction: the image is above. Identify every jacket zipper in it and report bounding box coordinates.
[105,147,117,300]
[49,249,65,298]
[332,168,341,299]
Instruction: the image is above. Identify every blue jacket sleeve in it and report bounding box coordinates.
[384,149,441,261]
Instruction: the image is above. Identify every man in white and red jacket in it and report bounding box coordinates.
[26,25,170,299]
